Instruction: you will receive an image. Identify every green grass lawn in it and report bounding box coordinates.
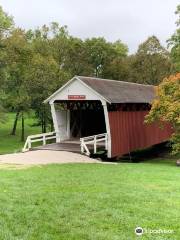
[1,113,180,239]
[0,113,41,154]
[0,159,179,240]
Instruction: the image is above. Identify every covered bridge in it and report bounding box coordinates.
[23,76,173,158]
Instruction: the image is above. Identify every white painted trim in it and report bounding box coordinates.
[44,76,110,104]
[80,133,107,156]
[102,103,111,158]
[76,77,111,104]
[50,103,60,142]
[44,76,77,103]
[22,132,56,152]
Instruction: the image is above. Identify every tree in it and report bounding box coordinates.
[168,5,180,71]
[8,87,31,141]
[48,22,71,70]
[0,6,14,109]
[62,36,93,76]
[0,6,13,37]
[112,40,128,58]
[102,40,129,80]
[26,23,70,132]
[102,57,130,81]
[145,73,180,154]
[0,98,6,123]
[25,53,66,133]
[0,90,7,123]
[3,28,32,139]
[84,38,128,78]
[129,36,173,85]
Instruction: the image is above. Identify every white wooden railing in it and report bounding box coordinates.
[80,133,108,156]
[22,132,57,152]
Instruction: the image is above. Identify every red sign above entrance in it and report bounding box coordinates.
[68,95,86,100]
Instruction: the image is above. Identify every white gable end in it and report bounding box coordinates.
[49,78,106,104]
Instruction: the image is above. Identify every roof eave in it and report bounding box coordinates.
[43,76,111,104]
[76,76,111,104]
[43,76,78,104]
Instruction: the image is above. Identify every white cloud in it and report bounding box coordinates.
[0,0,179,52]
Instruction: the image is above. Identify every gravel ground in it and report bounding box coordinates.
[0,150,115,166]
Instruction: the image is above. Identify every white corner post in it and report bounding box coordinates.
[102,101,111,158]
[50,102,61,143]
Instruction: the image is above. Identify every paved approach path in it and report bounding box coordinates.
[0,150,115,166]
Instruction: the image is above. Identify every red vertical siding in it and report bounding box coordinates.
[108,111,173,158]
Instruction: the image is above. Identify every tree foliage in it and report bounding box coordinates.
[145,74,180,154]
[168,5,180,71]
[3,28,32,138]
[128,36,173,85]
[84,38,128,77]
[0,6,13,123]
[0,6,13,36]
[0,104,6,123]
[0,3,179,144]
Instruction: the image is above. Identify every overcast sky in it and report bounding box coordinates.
[0,0,179,53]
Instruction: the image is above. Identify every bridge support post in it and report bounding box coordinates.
[50,102,61,143]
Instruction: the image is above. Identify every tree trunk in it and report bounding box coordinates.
[21,112,25,142]
[10,111,20,135]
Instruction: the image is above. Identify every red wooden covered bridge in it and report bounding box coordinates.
[23,76,173,158]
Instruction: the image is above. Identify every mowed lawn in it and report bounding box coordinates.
[0,159,179,240]
[0,113,180,239]
[0,113,41,154]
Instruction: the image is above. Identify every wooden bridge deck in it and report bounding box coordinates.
[34,142,81,153]
[33,139,105,154]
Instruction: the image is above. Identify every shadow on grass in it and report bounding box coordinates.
[116,142,179,166]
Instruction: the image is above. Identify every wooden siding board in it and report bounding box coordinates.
[109,111,173,158]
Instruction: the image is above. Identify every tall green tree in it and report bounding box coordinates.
[0,5,13,77]
[0,6,13,37]
[84,38,128,78]
[102,40,129,80]
[26,23,70,132]
[168,5,180,71]
[62,36,93,76]
[0,6,14,122]
[4,28,32,139]
[26,53,66,132]
[49,22,70,67]
[129,36,173,85]
[0,91,6,123]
